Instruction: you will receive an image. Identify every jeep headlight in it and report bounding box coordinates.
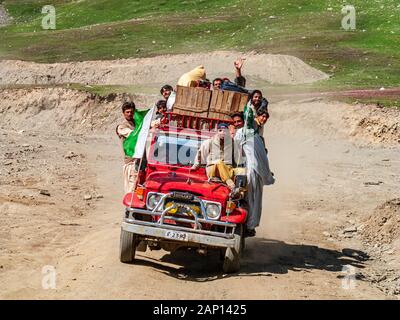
[205,202,221,219]
[147,193,164,210]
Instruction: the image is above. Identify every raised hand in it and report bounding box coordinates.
[234,57,245,70]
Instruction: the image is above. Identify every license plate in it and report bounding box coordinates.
[165,230,189,242]
[170,192,194,201]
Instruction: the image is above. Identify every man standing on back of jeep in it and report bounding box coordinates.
[116,101,139,194]
[212,58,246,90]
[234,57,246,87]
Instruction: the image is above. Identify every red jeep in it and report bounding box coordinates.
[119,113,248,273]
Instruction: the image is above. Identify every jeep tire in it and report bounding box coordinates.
[119,228,138,263]
[222,225,243,273]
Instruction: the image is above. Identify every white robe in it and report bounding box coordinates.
[234,128,275,229]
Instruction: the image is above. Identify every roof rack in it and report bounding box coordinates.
[162,112,233,131]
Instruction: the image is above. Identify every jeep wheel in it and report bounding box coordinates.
[222,225,243,273]
[119,228,138,263]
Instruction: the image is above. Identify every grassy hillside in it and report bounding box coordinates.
[0,0,399,90]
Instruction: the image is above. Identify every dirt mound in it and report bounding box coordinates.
[270,99,400,146]
[0,51,328,86]
[348,106,400,145]
[0,87,154,133]
[361,199,400,245]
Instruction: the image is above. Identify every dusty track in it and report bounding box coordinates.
[0,89,399,299]
[0,53,399,299]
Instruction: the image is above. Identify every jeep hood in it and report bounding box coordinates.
[144,171,230,202]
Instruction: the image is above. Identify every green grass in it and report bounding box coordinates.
[0,0,399,91]
[334,96,400,109]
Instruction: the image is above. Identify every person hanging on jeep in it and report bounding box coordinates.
[255,107,269,141]
[212,58,247,91]
[212,77,223,90]
[151,100,167,128]
[116,101,140,194]
[229,112,244,138]
[160,84,173,100]
[233,57,246,87]
[250,90,263,109]
[155,100,167,119]
[160,84,176,111]
[191,123,239,191]
[244,89,269,130]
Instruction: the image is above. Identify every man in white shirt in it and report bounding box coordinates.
[116,101,139,194]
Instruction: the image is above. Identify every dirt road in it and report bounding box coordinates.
[0,53,399,299]
[1,90,399,299]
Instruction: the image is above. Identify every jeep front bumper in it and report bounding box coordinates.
[122,192,240,249]
[122,221,238,248]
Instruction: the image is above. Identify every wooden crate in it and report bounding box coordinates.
[173,86,211,117]
[209,89,248,120]
[173,86,249,121]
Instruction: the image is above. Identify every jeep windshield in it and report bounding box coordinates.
[148,129,211,166]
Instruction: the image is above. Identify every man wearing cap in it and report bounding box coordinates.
[192,123,239,190]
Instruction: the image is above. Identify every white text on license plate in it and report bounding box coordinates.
[165,230,189,242]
